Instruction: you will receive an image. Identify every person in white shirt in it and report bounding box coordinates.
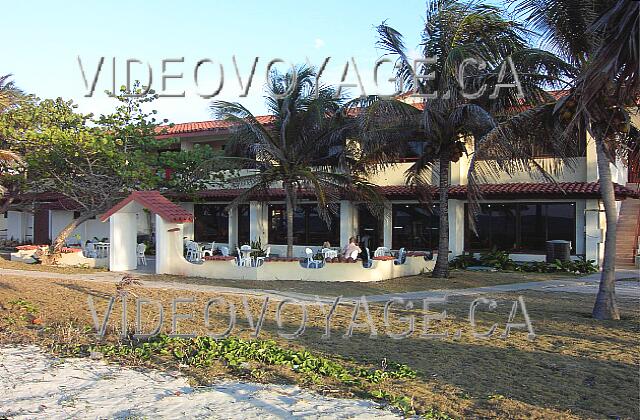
[342,236,362,259]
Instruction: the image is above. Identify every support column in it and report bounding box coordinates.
[249,201,267,245]
[585,133,598,182]
[228,206,238,248]
[574,200,586,257]
[108,212,138,271]
[383,204,393,249]
[584,199,602,264]
[448,199,465,259]
[339,200,357,248]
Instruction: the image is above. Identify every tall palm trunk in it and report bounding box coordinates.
[592,139,620,320]
[50,213,95,256]
[285,185,295,258]
[433,155,450,278]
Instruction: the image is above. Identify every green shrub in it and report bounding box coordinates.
[449,253,479,269]
[451,251,598,274]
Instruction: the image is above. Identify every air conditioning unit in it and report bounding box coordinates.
[546,240,571,263]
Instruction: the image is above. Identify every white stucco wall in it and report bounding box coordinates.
[6,211,33,243]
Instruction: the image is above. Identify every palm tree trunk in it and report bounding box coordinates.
[285,186,294,258]
[592,139,620,320]
[432,156,450,278]
[50,213,95,255]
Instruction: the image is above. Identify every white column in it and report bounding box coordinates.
[228,206,238,248]
[155,215,185,275]
[383,204,393,249]
[585,133,598,182]
[448,199,465,259]
[108,212,138,271]
[249,201,267,244]
[450,136,471,186]
[574,200,586,256]
[339,200,357,248]
[584,199,602,263]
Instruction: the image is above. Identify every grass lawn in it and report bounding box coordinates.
[0,274,637,419]
[147,269,579,297]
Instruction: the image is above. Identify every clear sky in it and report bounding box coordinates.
[5,0,428,124]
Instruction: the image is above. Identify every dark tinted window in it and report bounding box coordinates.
[465,202,576,254]
[237,204,250,245]
[392,204,439,250]
[268,204,339,246]
[194,204,229,243]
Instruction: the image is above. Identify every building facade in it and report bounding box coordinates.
[4,114,639,267]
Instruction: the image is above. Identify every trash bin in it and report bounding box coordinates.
[546,240,571,263]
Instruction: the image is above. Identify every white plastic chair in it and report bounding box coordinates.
[84,242,97,258]
[363,247,373,268]
[394,247,407,265]
[202,241,215,257]
[136,243,147,266]
[236,246,252,267]
[186,241,203,262]
[321,248,338,260]
[305,247,323,268]
[255,246,270,267]
[374,246,390,257]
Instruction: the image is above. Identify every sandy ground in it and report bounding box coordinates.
[0,346,401,419]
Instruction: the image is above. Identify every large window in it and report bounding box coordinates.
[194,204,229,243]
[358,205,383,250]
[268,204,339,246]
[237,204,250,245]
[465,202,576,254]
[392,204,439,250]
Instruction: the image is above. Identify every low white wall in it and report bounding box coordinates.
[157,256,434,282]
[151,217,434,282]
[10,248,108,268]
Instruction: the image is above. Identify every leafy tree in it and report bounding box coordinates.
[356,0,573,277]
[211,65,383,257]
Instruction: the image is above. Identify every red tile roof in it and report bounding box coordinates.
[156,115,276,138]
[174,182,638,201]
[156,90,570,139]
[381,182,638,199]
[100,191,194,223]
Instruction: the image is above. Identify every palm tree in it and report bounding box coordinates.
[356,0,573,277]
[480,0,640,319]
[0,74,23,112]
[210,66,383,257]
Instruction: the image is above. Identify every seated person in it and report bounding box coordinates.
[322,241,331,249]
[342,236,362,259]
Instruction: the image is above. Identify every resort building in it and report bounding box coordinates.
[3,108,639,272]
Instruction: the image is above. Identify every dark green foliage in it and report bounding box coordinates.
[450,250,598,274]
